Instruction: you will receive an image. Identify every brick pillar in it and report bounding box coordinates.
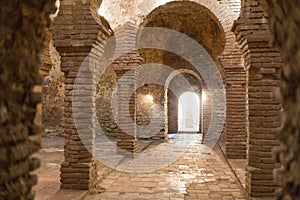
[224,66,247,159]
[232,0,282,197]
[219,36,247,159]
[115,64,138,154]
[0,1,55,199]
[51,0,111,190]
[112,23,143,155]
[202,86,211,135]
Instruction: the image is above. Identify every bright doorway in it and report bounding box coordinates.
[178,92,200,132]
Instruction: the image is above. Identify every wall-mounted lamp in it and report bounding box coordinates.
[145,94,154,102]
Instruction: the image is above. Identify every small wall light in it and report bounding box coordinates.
[145,94,154,102]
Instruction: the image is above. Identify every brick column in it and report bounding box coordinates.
[219,37,247,159]
[202,86,211,136]
[224,66,247,159]
[232,0,282,197]
[115,62,138,154]
[112,23,143,155]
[51,0,111,190]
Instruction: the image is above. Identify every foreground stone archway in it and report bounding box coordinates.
[266,1,300,199]
[0,1,56,199]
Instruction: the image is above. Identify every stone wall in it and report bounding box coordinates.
[266,1,300,199]
[233,0,282,197]
[136,83,164,139]
[0,1,55,199]
[96,65,118,137]
[42,35,64,136]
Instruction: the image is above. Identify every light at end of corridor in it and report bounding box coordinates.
[98,6,105,16]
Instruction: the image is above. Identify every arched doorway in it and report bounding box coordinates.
[164,70,205,137]
[178,91,200,132]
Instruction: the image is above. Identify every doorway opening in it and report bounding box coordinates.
[178,91,200,132]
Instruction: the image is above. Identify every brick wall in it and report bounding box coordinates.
[233,0,282,197]
[96,65,118,137]
[136,83,165,139]
[0,1,55,199]
[41,32,64,136]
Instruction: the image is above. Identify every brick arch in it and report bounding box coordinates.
[139,1,226,69]
[137,0,239,57]
[164,69,204,139]
[165,69,203,90]
[100,0,241,57]
[138,0,240,77]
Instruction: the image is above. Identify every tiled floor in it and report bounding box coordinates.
[34,135,247,200]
